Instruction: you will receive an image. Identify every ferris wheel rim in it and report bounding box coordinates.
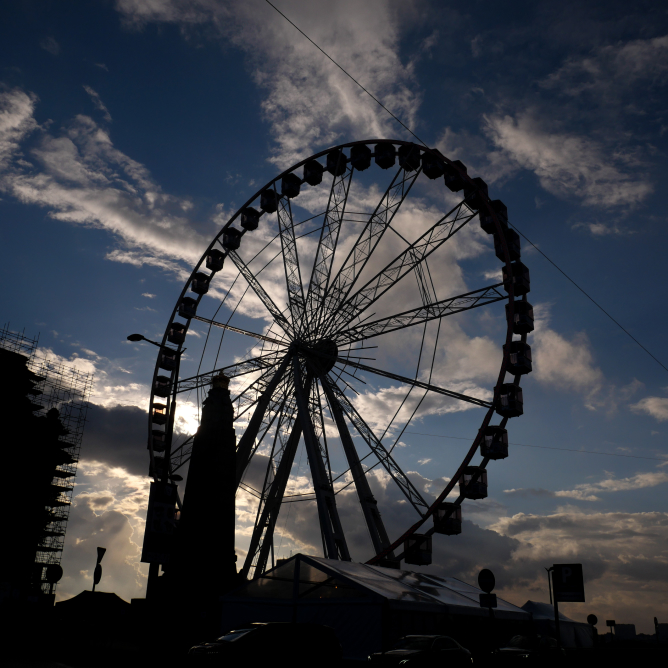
[145,138,527,571]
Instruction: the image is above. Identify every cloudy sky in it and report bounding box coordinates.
[2,0,668,634]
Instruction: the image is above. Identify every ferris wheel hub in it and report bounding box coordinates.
[300,338,338,376]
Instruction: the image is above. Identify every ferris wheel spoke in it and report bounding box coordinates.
[335,358,492,409]
[316,166,422,337]
[325,200,479,336]
[324,374,429,516]
[321,378,395,558]
[335,284,506,346]
[190,314,289,347]
[277,193,307,330]
[176,350,284,394]
[302,166,354,336]
[241,411,303,578]
[293,359,351,561]
[169,435,193,474]
[235,355,293,486]
[232,361,289,419]
[227,250,295,338]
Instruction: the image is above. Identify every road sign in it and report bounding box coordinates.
[587,614,598,626]
[45,564,63,584]
[606,620,616,627]
[478,568,495,593]
[552,563,585,602]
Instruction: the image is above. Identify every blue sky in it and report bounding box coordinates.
[2,0,668,632]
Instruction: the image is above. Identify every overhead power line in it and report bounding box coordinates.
[405,430,666,462]
[266,0,668,377]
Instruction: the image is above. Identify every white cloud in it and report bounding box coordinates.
[530,304,604,404]
[505,468,668,501]
[484,111,652,208]
[40,36,61,55]
[0,92,208,274]
[115,0,422,166]
[83,85,112,122]
[532,327,603,395]
[0,87,38,170]
[141,292,156,298]
[631,395,668,422]
[482,268,502,281]
[572,221,628,236]
[541,34,668,98]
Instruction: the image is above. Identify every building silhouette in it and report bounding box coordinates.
[1,325,92,603]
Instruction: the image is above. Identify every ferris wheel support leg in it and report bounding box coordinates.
[322,377,396,561]
[241,416,303,578]
[234,354,292,486]
[293,360,351,561]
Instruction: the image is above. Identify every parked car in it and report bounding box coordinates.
[497,635,567,664]
[368,635,473,666]
[188,622,342,667]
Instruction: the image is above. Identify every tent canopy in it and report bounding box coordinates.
[520,600,594,649]
[230,554,528,620]
[521,600,576,621]
[56,590,130,611]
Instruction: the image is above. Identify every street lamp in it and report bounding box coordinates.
[127,333,162,348]
[128,333,186,356]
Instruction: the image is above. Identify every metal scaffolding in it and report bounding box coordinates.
[0,324,93,595]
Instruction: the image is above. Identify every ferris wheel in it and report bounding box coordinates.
[146,139,532,576]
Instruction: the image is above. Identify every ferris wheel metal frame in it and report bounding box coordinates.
[145,139,532,575]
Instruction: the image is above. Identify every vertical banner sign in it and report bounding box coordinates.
[141,482,178,564]
[92,546,106,591]
[552,563,585,602]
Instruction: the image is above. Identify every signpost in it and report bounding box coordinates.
[549,563,585,649]
[478,569,497,652]
[606,619,616,642]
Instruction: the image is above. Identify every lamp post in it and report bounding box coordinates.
[546,566,553,604]
[546,566,562,649]
[127,333,164,348]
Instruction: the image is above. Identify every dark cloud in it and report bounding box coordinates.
[81,403,147,475]
[90,495,114,508]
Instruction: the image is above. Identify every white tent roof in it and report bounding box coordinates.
[521,600,577,621]
[233,554,528,619]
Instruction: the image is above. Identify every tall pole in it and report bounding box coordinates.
[546,567,553,605]
[550,568,562,650]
